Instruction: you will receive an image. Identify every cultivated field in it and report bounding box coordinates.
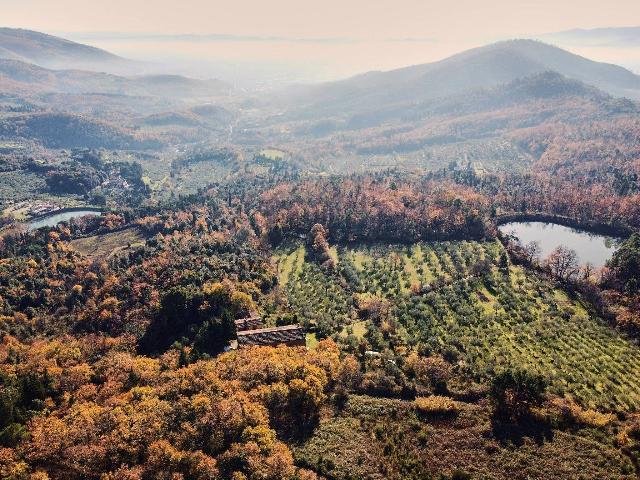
[277,241,640,411]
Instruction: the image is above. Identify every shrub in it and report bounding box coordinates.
[414,395,460,416]
[449,471,473,480]
[548,397,614,428]
[616,415,640,448]
[490,368,547,422]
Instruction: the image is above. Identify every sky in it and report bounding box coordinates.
[3,0,640,85]
[3,0,640,40]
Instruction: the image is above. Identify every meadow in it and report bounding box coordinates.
[70,227,147,260]
[295,395,633,480]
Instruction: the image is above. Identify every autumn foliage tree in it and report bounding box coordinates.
[0,336,341,480]
[307,224,333,268]
[260,176,492,245]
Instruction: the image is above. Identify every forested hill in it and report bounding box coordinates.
[281,39,640,119]
[1,22,640,480]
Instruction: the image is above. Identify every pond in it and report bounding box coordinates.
[498,221,621,268]
[27,209,102,231]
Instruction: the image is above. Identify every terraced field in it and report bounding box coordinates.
[276,241,640,411]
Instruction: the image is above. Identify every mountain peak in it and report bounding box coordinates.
[286,39,640,120]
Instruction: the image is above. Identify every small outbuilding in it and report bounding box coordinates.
[234,316,265,332]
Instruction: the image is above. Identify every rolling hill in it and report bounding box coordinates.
[348,71,637,128]
[259,70,640,174]
[283,39,640,120]
[0,27,135,73]
[0,58,230,98]
[0,112,163,149]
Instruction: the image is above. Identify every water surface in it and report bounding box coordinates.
[498,221,620,268]
[28,209,102,231]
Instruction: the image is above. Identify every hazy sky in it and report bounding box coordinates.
[4,0,640,40]
[4,0,640,84]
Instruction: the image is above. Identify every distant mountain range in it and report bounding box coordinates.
[2,27,640,151]
[539,26,640,47]
[0,58,230,98]
[283,39,640,121]
[0,28,231,99]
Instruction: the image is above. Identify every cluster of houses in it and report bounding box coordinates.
[231,315,306,349]
[9,200,61,218]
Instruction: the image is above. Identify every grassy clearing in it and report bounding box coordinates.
[306,333,319,349]
[296,395,633,480]
[340,320,368,339]
[276,245,305,286]
[328,246,339,265]
[143,174,170,193]
[70,227,146,260]
[259,149,286,160]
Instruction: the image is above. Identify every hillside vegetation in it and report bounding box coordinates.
[277,241,640,411]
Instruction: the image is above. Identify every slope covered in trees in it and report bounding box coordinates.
[260,176,492,244]
[276,241,640,411]
[0,336,343,479]
[279,39,640,121]
[0,113,163,149]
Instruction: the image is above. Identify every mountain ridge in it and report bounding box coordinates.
[0,58,230,99]
[0,27,136,73]
[282,39,640,120]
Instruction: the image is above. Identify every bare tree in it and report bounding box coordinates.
[581,262,595,282]
[545,245,579,282]
[523,241,541,265]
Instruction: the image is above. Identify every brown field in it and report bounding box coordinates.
[70,227,146,260]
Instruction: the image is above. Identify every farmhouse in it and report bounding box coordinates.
[236,324,306,348]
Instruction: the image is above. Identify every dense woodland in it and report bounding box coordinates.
[260,176,492,244]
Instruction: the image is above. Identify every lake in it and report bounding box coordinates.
[27,209,102,231]
[498,221,620,268]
